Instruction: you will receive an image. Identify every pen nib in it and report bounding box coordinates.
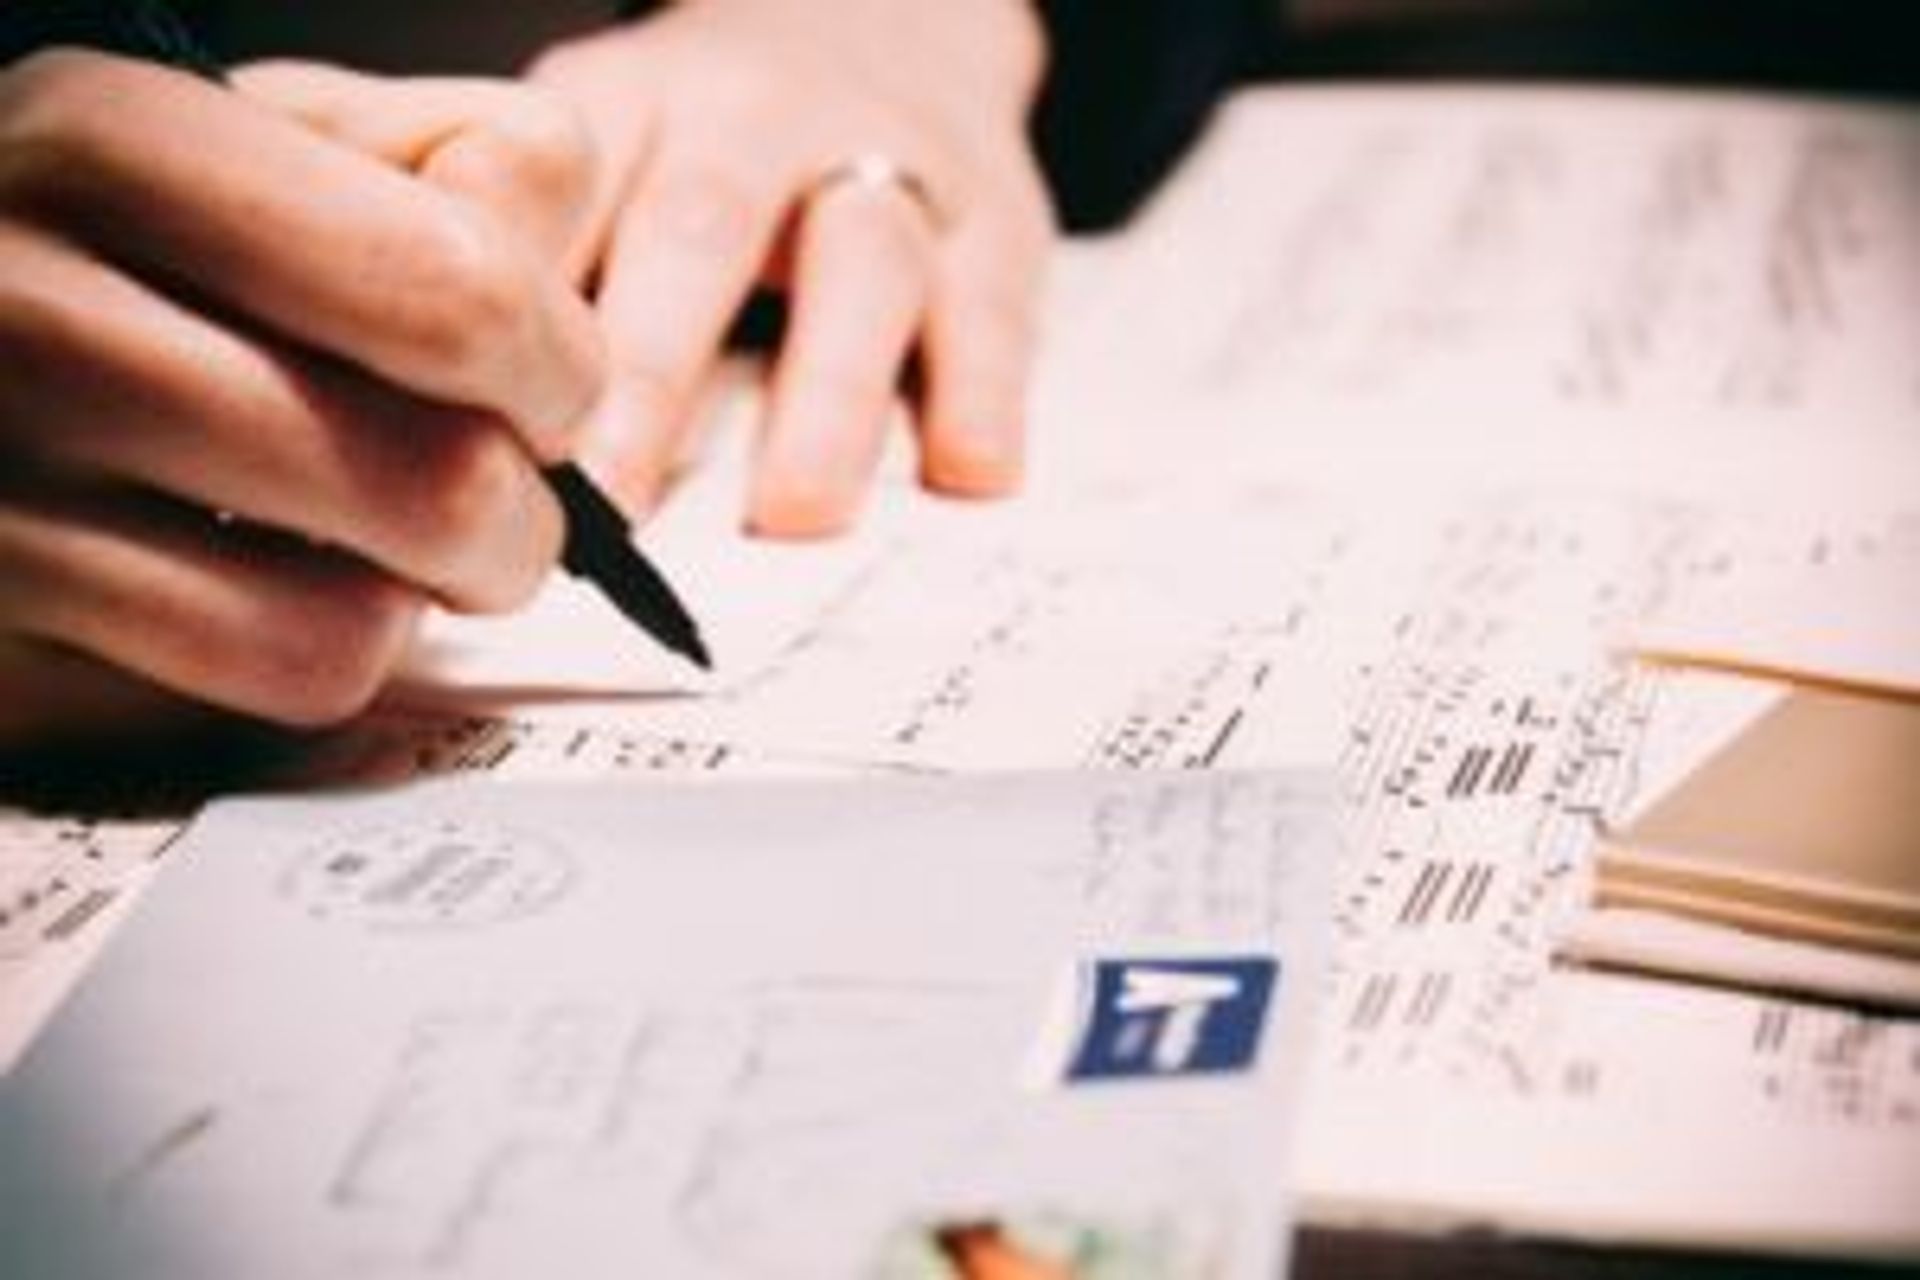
[592,543,713,671]
[545,465,712,671]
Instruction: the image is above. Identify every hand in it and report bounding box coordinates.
[528,0,1054,537]
[0,51,604,745]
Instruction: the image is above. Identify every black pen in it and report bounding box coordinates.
[3,0,712,671]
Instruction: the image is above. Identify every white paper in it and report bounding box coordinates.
[0,771,1333,1280]
[1042,84,1920,444]
[1560,907,1920,1013]
[1620,509,1920,695]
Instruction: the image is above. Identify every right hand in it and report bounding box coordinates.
[0,51,606,748]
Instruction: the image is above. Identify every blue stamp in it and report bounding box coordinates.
[1063,956,1279,1083]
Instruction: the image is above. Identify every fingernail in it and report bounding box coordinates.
[926,425,1023,498]
[747,465,860,539]
[749,443,866,540]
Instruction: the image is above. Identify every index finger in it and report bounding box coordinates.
[2,50,604,457]
[232,61,605,280]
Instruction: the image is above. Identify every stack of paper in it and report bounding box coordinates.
[1597,688,1920,959]
[1574,508,1920,1009]
[1574,686,1920,1009]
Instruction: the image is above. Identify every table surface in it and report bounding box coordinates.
[1291,1226,1920,1279]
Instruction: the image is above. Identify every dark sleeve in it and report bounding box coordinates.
[2,0,224,75]
[1032,0,1278,233]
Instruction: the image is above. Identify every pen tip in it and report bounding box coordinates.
[684,633,714,672]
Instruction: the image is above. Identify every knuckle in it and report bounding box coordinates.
[479,89,599,212]
[0,52,132,191]
[401,419,531,565]
[252,577,416,725]
[792,357,894,417]
[689,54,789,126]
[523,38,599,88]
[939,269,1039,354]
[2,49,106,123]
[389,214,529,375]
[648,162,766,257]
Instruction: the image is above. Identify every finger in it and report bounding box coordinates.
[233,60,602,276]
[918,200,1050,498]
[0,636,229,752]
[522,45,666,289]
[584,144,792,510]
[748,175,933,537]
[0,479,422,727]
[0,221,564,613]
[3,50,602,458]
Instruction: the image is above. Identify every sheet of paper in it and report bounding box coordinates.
[0,771,1333,1280]
[0,817,178,1077]
[1038,84,1920,492]
[1560,908,1920,1013]
[1621,509,1920,696]
[5,82,1920,1259]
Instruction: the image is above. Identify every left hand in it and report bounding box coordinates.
[528,0,1054,537]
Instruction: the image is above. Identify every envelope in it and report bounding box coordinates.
[0,772,1333,1280]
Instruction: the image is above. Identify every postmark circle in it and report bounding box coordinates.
[278,818,575,931]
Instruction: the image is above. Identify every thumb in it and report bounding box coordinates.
[231,60,603,282]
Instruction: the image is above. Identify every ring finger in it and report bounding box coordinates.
[749,165,935,537]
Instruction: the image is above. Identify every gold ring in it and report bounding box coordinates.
[806,152,947,232]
